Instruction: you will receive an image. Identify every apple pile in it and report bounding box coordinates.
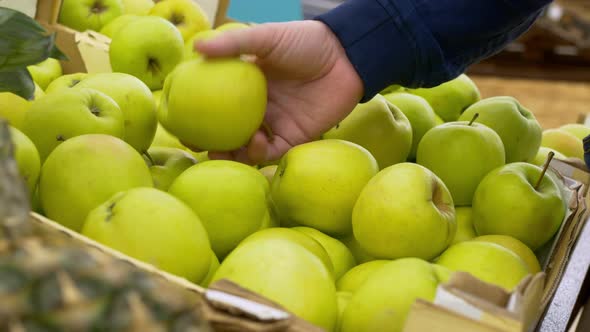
[0,2,585,331]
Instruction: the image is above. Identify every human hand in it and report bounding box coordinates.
[194,20,364,165]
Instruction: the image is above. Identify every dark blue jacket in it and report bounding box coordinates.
[316,0,553,102]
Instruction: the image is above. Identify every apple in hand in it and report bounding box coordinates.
[58,0,124,32]
[542,129,584,160]
[408,74,481,122]
[183,29,221,61]
[99,14,140,38]
[147,146,196,191]
[353,163,456,260]
[322,94,412,169]
[560,124,590,140]
[110,16,184,90]
[417,118,505,206]
[21,88,125,161]
[9,126,41,199]
[258,165,277,184]
[271,139,379,236]
[473,235,541,273]
[148,0,211,41]
[0,92,30,129]
[159,58,267,151]
[82,187,211,283]
[336,260,390,293]
[121,0,154,15]
[168,160,271,259]
[75,72,158,153]
[39,134,153,231]
[27,58,62,90]
[472,162,566,251]
[458,96,542,163]
[450,207,476,244]
[529,147,566,167]
[45,73,89,94]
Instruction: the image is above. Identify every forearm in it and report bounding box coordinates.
[316,0,552,102]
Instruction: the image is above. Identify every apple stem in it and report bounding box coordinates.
[535,151,555,190]
[261,122,275,143]
[468,113,479,126]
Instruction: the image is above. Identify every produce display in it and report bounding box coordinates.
[0,1,587,331]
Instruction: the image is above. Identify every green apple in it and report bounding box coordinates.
[458,96,542,163]
[10,126,41,199]
[271,139,379,236]
[336,291,352,332]
[110,16,184,90]
[27,58,63,90]
[152,90,163,109]
[352,163,456,260]
[379,84,404,95]
[293,226,357,280]
[45,73,89,94]
[450,207,476,245]
[22,88,125,161]
[341,258,450,332]
[168,160,271,258]
[560,124,590,140]
[33,83,45,100]
[529,147,566,167]
[58,0,124,32]
[435,241,530,290]
[434,114,444,125]
[338,235,377,264]
[210,233,338,331]
[322,94,412,169]
[472,162,566,251]
[152,123,185,149]
[542,129,584,159]
[408,74,481,122]
[259,165,277,184]
[473,235,541,273]
[200,250,220,287]
[336,260,390,293]
[183,29,221,61]
[99,14,140,38]
[148,0,211,41]
[215,22,250,32]
[81,187,211,283]
[159,58,267,151]
[39,134,153,231]
[122,0,154,14]
[382,92,437,160]
[31,186,44,215]
[0,92,30,129]
[75,72,158,153]
[147,146,196,190]
[416,119,505,206]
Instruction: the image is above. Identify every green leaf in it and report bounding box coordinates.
[0,68,35,100]
[0,7,67,71]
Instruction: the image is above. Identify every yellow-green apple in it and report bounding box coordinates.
[122,0,154,14]
[529,147,566,167]
[293,226,357,280]
[75,72,158,153]
[472,162,566,251]
[110,16,184,90]
[58,0,124,32]
[27,58,62,90]
[340,258,451,332]
[408,74,481,122]
[152,90,163,108]
[147,146,196,190]
[31,186,44,215]
[473,235,541,273]
[81,187,211,283]
[435,241,530,290]
[450,207,476,244]
[379,84,403,95]
[434,114,444,125]
[416,118,505,206]
[259,165,277,184]
[148,0,211,41]
[21,88,125,161]
[338,234,376,264]
[458,96,542,163]
[168,160,271,258]
[560,124,590,140]
[159,58,267,151]
[210,233,338,331]
[33,83,44,100]
[183,29,221,61]
[336,260,390,293]
[271,139,379,236]
[352,163,456,260]
[336,291,352,332]
[39,134,153,231]
[10,126,41,199]
[45,73,89,94]
[322,94,412,169]
[382,91,437,161]
[0,92,30,129]
[99,14,140,37]
[152,123,185,149]
[541,129,583,160]
[200,250,220,287]
[215,22,250,32]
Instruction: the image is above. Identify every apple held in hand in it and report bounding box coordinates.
[0,92,30,129]
[110,16,184,90]
[147,146,196,191]
[472,162,566,251]
[159,58,267,151]
[148,0,211,41]
[21,88,125,161]
[9,126,41,199]
[27,58,62,90]
[183,29,221,61]
[542,129,584,160]
[258,165,277,184]
[271,139,379,236]
[58,0,124,32]
[45,73,89,94]
[39,134,153,231]
[352,163,456,260]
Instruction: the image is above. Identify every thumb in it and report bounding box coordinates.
[195,23,282,58]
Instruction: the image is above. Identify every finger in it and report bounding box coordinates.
[195,23,281,58]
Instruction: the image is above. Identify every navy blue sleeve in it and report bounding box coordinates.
[316,0,552,102]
